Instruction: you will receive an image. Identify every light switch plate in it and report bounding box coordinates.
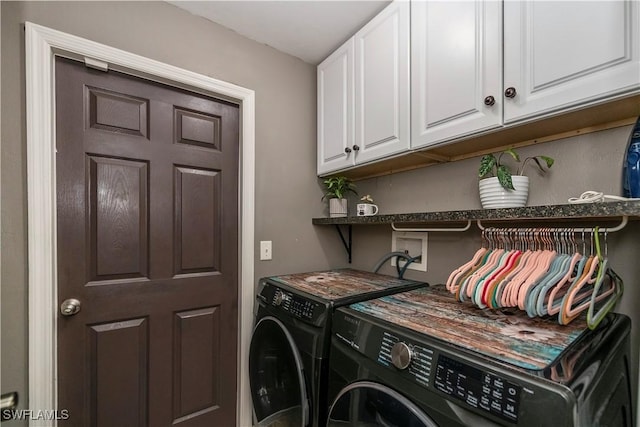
[260,241,272,261]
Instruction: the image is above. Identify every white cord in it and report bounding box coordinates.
[567,190,640,204]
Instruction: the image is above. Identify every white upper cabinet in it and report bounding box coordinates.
[503,0,640,123]
[411,0,503,149]
[353,1,410,164]
[317,39,355,175]
[317,0,640,176]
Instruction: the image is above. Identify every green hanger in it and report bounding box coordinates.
[586,228,623,330]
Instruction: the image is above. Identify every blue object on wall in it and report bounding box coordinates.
[622,117,640,198]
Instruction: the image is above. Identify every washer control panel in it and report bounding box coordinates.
[374,330,521,424]
[267,287,321,322]
[377,332,434,389]
[435,354,521,423]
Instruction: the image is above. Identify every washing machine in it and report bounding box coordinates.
[249,269,427,427]
[327,285,632,426]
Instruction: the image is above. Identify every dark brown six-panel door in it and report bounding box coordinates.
[55,57,239,426]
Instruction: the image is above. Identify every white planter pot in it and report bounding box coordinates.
[479,176,529,209]
[329,198,348,217]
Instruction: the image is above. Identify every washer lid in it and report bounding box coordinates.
[266,269,424,303]
[327,381,439,427]
[249,316,309,427]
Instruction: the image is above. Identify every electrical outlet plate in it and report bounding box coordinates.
[391,231,428,272]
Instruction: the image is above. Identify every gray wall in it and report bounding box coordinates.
[2,0,638,423]
[0,1,345,420]
[350,125,640,413]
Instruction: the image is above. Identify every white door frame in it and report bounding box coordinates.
[25,22,255,427]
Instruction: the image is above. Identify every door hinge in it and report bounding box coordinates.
[84,57,109,72]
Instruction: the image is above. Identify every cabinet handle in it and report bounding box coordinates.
[344,147,352,154]
[504,87,517,98]
[484,96,496,106]
[352,145,360,151]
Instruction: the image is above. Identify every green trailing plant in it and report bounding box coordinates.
[322,176,357,200]
[479,148,554,190]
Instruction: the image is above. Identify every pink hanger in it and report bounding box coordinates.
[446,247,487,293]
[455,246,496,301]
[517,249,556,310]
[488,250,529,308]
[494,249,534,308]
[503,229,546,307]
[473,249,515,307]
[560,228,616,325]
[505,249,544,307]
[481,250,522,306]
[558,256,600,324]
[464,249,505,299]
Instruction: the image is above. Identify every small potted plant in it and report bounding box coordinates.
[322,176,357,217]
[478,148,554,209]
[360,194,374,204]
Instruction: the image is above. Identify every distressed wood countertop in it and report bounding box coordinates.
[268,269,424,301]
[350,285,588,371]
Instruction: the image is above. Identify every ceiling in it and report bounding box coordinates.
[167,1,391,64]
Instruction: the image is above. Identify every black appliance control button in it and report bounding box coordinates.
[466,395,479,407]
[273,291,283,306]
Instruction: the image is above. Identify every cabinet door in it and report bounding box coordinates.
[411,0,502,149]
[504,0,640,123]
[317,39,355,175]
[354,1,410,164]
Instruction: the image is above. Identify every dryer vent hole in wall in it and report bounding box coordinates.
[391,232,428,272]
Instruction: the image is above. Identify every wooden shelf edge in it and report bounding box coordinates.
[330,93,640,182]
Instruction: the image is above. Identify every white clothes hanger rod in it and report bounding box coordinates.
[476,215,628,233]
[391,220,472,233]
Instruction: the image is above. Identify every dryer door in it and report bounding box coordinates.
[327,381,438,427]
[249,316,309,427]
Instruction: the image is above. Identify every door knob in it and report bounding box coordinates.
[352,145,360,151]
[344,147,352,154]
[60,298,81,316]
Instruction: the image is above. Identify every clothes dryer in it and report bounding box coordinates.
[327,285,632,426]
[249,269,427,427]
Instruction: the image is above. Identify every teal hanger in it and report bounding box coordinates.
[532,230,576,317]
[536,252,580,316]
[526,253,570,317]
[473,250,511,308]
[547,230,590,317]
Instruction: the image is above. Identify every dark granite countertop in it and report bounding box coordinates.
[312,201,640,225]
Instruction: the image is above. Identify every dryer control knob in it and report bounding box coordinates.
[391,342,412,370]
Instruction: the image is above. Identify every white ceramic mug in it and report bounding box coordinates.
[357,203,379,216]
